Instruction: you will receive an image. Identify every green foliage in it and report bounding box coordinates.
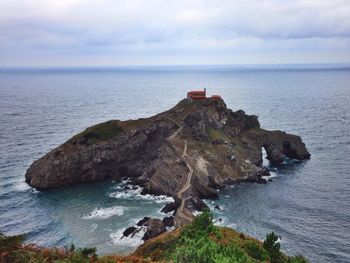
[173,236,253,263]
[0,232,25,251]
[171,210,254,263]
[0,232,98,263]
[69,120,124,145]
[286,255,309,263]
[69,243,75,252]
[245,241,270,261]
[263,232,282,263]
[181,209,220,239]
[207,127,230,141]
[81,247,97,259]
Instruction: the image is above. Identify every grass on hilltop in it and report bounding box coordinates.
[68,120,124,145]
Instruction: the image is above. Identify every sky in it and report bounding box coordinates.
[0,0,350,66]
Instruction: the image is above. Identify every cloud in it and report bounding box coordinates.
[0,0,349,65]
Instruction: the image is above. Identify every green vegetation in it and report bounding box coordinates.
[142,210,307,263]
[1,212,309,263]
[68,120,124,145]
[0,232,98,263]
[245,241,269,261]
[0,232,25,251]
[263,232,281,262]
[207,127,230,142]
[169,209,255,262]
[262,232,309,263]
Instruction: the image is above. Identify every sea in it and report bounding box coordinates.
[0,65,349,262]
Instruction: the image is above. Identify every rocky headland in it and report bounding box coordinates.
[25,98,310,228]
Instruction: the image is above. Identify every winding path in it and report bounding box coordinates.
[176,140,194,225]
[164,116,195,226]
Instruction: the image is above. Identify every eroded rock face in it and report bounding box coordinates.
[25,98,310,225]
[162,216,175,228]
[142,219,166,241]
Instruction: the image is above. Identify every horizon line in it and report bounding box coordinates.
[1,62,350,71]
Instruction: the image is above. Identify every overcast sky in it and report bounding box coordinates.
[0,0,349,66]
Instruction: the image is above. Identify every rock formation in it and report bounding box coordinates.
[25,98,310,226]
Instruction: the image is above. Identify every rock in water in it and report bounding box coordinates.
[214,205,222,210]
[123,226,137,237]
[25,98,310,224]
[137,217,151,226]
[191,197,209,211]
[142,219,166,241]
[161,202,177,214]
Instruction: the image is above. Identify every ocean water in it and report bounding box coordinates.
[0,65,349,262]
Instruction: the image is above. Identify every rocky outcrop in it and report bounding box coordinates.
[25,98,310,226]
[123,227,137,237]
[137,217,151,227]
[161,202,177,214]
[162,216,175,228]
[142,219,166,241]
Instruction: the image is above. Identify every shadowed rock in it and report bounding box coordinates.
[123,227,137,237]
[162,216,175,228]
[142,219,166,241]
[137,217,150,226]
[161,202,177,214]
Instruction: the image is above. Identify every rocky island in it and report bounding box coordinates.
[25,94,310,231]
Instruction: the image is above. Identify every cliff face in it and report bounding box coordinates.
[25,98,310,225]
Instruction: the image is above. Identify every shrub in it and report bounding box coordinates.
[286,255,309,263]
[81,247,97,259]
[171,210,253,263]
[263,232,282,263]
[181,209,220,240]
[245,241,269,261]
[0,232,25,251]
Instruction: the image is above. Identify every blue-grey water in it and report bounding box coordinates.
[0,65,349,262]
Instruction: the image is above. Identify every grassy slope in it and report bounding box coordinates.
[135,210,307,263]
[67,120,124,145]
[1,211,308,263]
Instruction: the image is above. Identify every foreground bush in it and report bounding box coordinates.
[167,209,309,263]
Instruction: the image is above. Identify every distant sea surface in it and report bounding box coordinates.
[0,65,349,262]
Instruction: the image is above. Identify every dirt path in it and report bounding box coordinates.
[164,115,195,226]
[164,116,183,140]
[176,140,194,225]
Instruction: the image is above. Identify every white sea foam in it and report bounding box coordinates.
[82,206,125,220]
[109,184,174,203]
[193,210,202,216]
[109,227,146,248]
[226,223,237,229]
[262,171,279,180]
[213,217,225,225]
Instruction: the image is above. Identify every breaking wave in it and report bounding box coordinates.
[82,206,125,220]
[109,182,174,203]
[109,227,145,248]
